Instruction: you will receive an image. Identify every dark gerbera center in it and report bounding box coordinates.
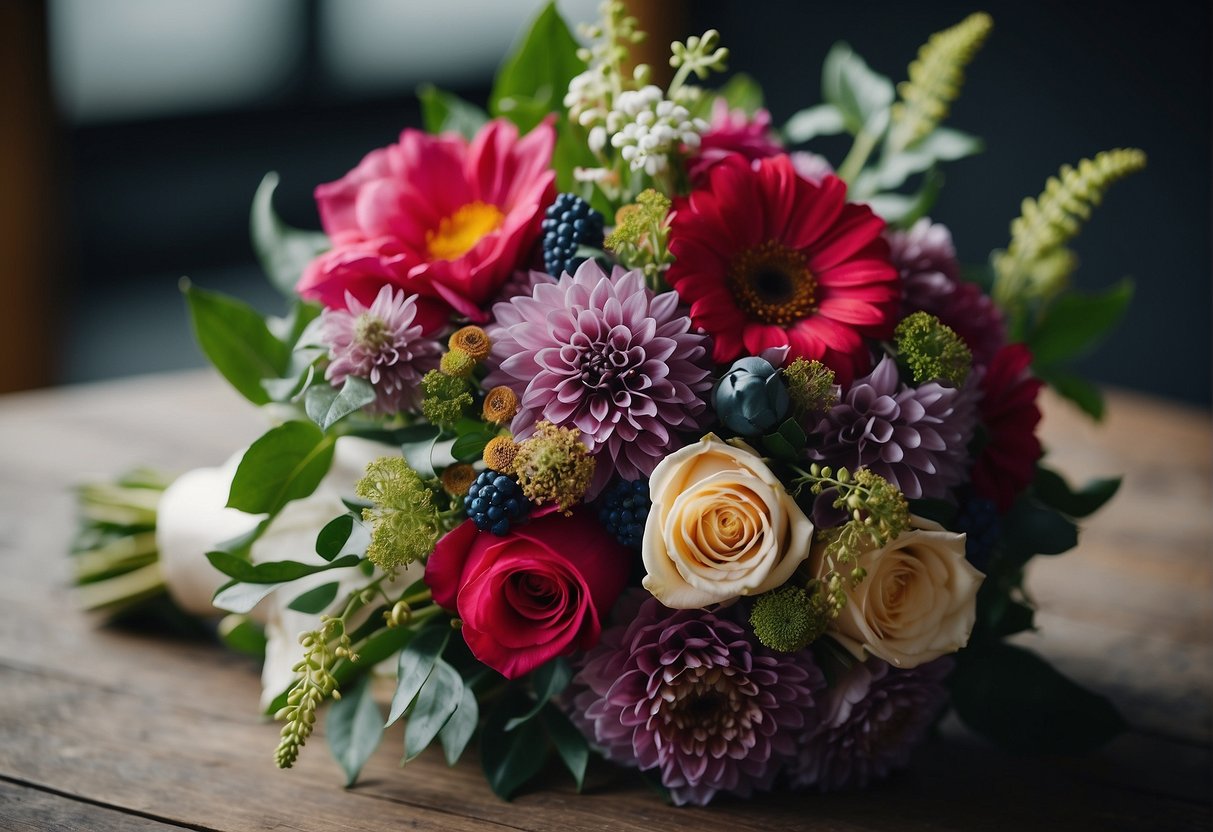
[728,240,817,325]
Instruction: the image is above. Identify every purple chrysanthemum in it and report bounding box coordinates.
[484,262,713,497]
[568,593,825,806]
[317,285,442,414]
[888,218,1006,366]
[789,657,953,791]
[806,355,978,500]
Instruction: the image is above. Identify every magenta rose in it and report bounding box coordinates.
[424,510,630,679]
[298,118,556,330]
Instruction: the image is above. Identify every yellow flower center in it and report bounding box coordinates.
[728,240,817,325]
[426,201,505,261]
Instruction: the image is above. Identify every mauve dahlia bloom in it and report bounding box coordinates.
[888,218,1006,366]
[298,119,555,329]
[667,155,900,386]
[568,594,825,806]
[687,100,784,182]
[807,355,978,500]
[789,657,952,791]
[318,285,442,414]
[483,262,713,497]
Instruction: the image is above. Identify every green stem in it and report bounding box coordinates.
[836,129,879,185]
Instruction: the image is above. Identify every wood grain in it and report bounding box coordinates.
[0,372,1209,831]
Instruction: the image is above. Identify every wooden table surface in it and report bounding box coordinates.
[1,371,1210,831]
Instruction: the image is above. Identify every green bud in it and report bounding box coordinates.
[748,585,828,652]
[894,311,972,387]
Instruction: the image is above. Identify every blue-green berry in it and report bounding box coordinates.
[597,478,651,549]
[714,356,791,436]
[542,193,605,277]
[464,471,532,536]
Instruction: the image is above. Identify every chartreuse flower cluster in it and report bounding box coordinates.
[355,456,441,570]
[894,311,972,387]
[604,188,673,285]
[420,325,492,426]
[783,358,839,420]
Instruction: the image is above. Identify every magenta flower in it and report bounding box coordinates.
[298,119,556,330]
[483,262,713,497]
[317,285,442,414]
[888,219,1006,366]
[568,593,825,806]
[789,657,953,791]
[687,100,784,182]
[806,355,978,501]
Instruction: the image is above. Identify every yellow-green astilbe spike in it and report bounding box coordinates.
[887,12,993,154]
[992,148,1147,308]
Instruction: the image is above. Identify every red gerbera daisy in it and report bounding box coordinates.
[666,155,900,383]
[972,343,1045,511]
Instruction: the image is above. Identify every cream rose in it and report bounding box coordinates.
[641,435,814,608]
[817,516,984,668]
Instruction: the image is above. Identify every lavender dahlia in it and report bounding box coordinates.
[790,657,953,791]
[888,218,1006,366]
[806,355,977,501]
[317,285,442,414]
[484,262,713,497]
[568,594,825,806]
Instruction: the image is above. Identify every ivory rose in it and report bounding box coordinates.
[641,435,814,608]
[816,517,984,668]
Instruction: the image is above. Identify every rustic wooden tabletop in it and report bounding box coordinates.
[1,371,1209,831]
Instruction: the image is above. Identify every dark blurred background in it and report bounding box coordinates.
[1,0,1209,405]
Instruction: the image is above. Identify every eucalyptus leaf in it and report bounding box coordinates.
[861,127,982,193]
[951,642,1126,753]
[386,624,451,727]
[1029,278,1134,367]
[821,42,894,137]
[183,282,289,406]
[316,515,354,561]
[450,431,495,463]
[404,659,463,761]
[287,581,341,614]
[1034,467,1121,519]
[400,425,444,479]
[326,673,385,787]
[305,376,376,431]
[1037,367,1105,421]
[217,614,268,657]
[540,706,589,792]
[206,551,361,584]
[716,72,764,115]
[864,169,944,227]
[505,658,572,731]
[418,83,489,138]
[227,421,335,515]
[784,103,847,143]
[211,580,284,614]
[481,691,548,801]
[251,172,331,299]
[439,681,480,766]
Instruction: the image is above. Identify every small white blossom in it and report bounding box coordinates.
[606,85,707,175]
[564,66,611,127]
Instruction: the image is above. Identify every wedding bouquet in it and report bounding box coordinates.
[72,2,1144,805]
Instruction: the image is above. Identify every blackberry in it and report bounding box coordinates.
[541,193,605,277]
[954,494,1001,570]
[464,471,532,536]
[597,478,651,549]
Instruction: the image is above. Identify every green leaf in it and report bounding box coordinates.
[1002,498,1079,559]
[183,282,288,406]
[211,579,283,614]
[821,42,894,137]
[404,659,463,761]
[505,658,572,731]
[861,127,981,193]
[418,84,489,139]
[206,552,361,585]
[481,691,548,801]
[1037,367,1105,421]
[251,172,331,298]
[1029,278,1134,367]
[400,425,444,479]
[776,417,808,448]
[761,431,799,462]
[716,72,764,114]
[1034,467,1121,519]
[326,673,385,787]
[784,103,847,143]
[540,706,588,792]
[227,421,335,515]
[217,614,268,657]
[305,376,376,431]
[863,168,944,226]
[316,514,354,561]
[439,681,480,766]
[450,430,495,463]
[490,2,585,133]
[386,624,451,727]
[287,581,341,614]
[951,642,1126,753]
